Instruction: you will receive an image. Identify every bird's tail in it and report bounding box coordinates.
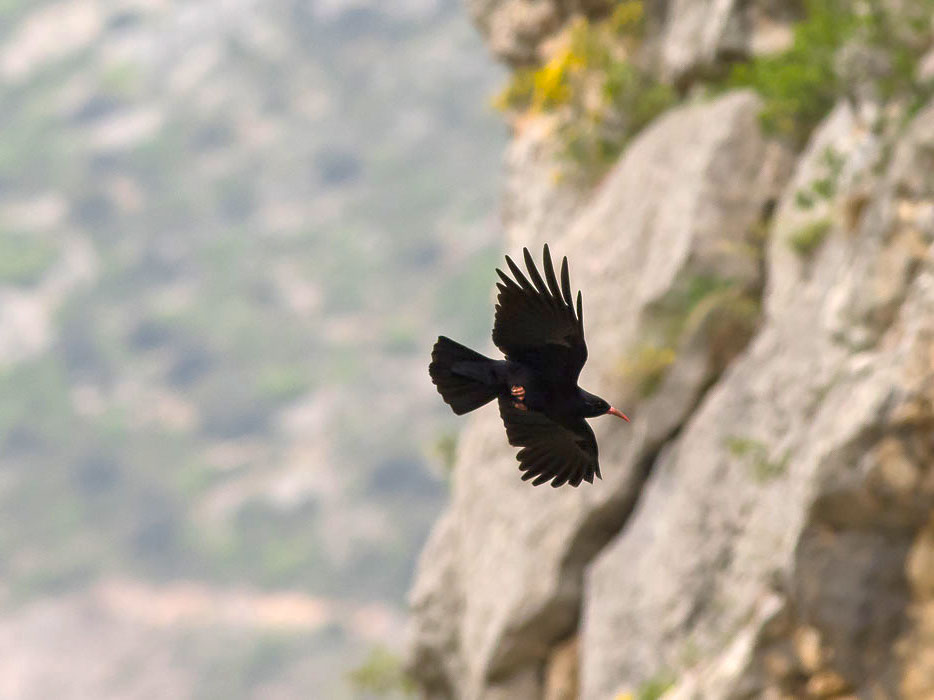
[429,336,499,415]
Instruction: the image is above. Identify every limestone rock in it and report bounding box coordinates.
[501,117,589,254]
[580,98,934,699]
[406,511,465,699]
[466,0,613,65]
[468,0,797,80]
[656,0,797,85]
[543,636,578,700]
[406,90,789,697]
[656,0,747,84]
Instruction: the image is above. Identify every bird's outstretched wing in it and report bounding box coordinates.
[493,245,587,385]
[498,397,600,487]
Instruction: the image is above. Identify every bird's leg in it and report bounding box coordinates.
[511,385,527,411]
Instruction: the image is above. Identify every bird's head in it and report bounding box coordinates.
[582,392,630,422]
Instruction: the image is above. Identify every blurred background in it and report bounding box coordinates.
[0,0,504,696]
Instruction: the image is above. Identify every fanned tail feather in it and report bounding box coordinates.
[429,336,498,415]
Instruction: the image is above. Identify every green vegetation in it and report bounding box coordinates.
[725,435,765,458]
[724,435,790,483]
[622,275,761,396]
[496,0,934,179]
[653,275,741,339]
[692,286,761,374]
[795,146,845,206]
[494,2,646,113]
[755,451,790,482]
[630,672,676,700]
[346,646,415,696]
[789,218,832,257]
[432,431,458,474]
[724,0,934,145]
[795,189,816,210]
[790,147,843,252]
[494,1,676,180]
[810,176,835,200]
[620,344,677,398]
[724,0,855,143]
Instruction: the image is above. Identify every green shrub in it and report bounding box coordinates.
[795,189,816,209]
[725,0,934,146]
[620,344,677,398]
[793,146,843,214]
[432,431,458,474]
[494,2,676,180]
[725,0,854,144]
[788,218,832,257]
[652,274,741,342]
[622,275,761,397]
[347,646,415,696]
[724,435,789,483]
[632,672,676,700]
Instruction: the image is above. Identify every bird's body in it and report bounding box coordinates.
[429,245,629,487]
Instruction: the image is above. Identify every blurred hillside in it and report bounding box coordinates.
[0,0,504,697]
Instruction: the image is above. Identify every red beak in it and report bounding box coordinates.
[608,407,630,422]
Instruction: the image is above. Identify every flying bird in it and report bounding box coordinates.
[429,244,629,487]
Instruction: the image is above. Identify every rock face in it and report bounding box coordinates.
[468,0,796,78]
[409,2,934,698]
[582,98,934,699]
[656,0,798,84]
[466,0,615,65]
[500,118,589,252]
[407,90,789,698]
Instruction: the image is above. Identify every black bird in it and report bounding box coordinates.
[429,244,629,487]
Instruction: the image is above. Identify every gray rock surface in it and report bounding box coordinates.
[410,3,934,698]
[580,98,934,699]
[465,0,613,65]
[467,0,796,82]
[656,0,797,84]
[657,0,747,83]
[407,512,465,699]
[501,118,589,253]
[406,90,789,697]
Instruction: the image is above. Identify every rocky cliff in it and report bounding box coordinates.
[407,1,934,698]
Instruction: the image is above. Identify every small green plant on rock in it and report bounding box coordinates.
[725,435,790,483]
[621,274,762,398]
[620,343,677,398]
[724,0,858,144]
[613,672,676,700]
[724,0,934,147]
[793,146,844,216]
[788,218,832,257]
[636,672,676,700]
[346,646,416,696]
[795,189,817,209]
[494,1,677,181]
[432,431,458,474]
